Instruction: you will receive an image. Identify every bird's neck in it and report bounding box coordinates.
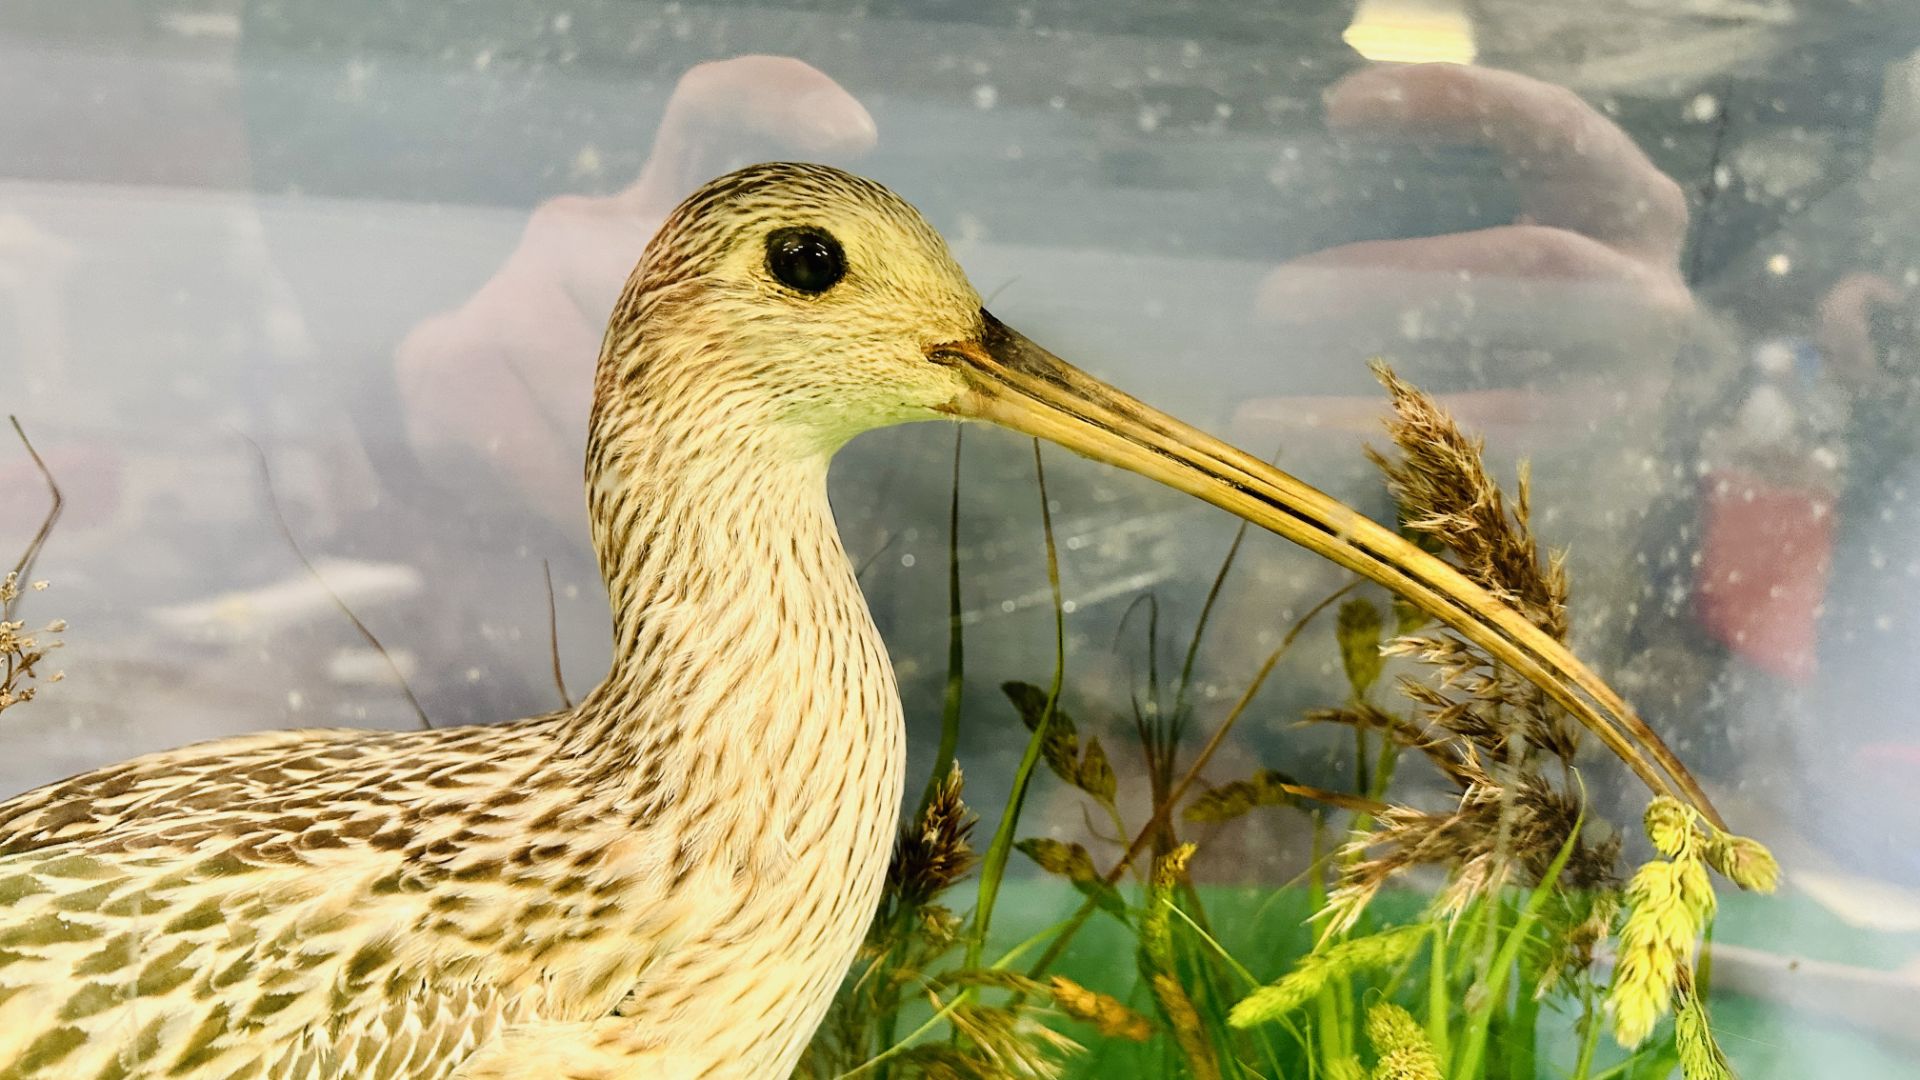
[554,390,905,834]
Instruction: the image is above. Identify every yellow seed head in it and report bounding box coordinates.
[1048,977,1153,1042]
[1230,926,1427,1027]
[1676,857,1717,921]
[1608,949,1669,1049]
[1625,859,1709,952]
[1707,832,1779,894]
[1148,971,1221,1080]
[1366,1003,1442,1080]
[1674,988,1736,1080]
[1610,857,1711,1048]
[1153,842,1197,890]
[1644,796,1702,861]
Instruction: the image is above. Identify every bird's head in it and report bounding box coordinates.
[594,161,1718,825]
[597,162,983,451]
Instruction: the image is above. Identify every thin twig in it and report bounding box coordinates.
[1171,443,1278,728]
[6,416,64,592]
[1684,79,1736,290]
[239,432,432,730]
[1272,783,1389,817]
[1174,520,1249,730]
[542,558,571,709]
[854,530,903,584]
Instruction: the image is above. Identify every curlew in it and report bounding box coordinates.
[0,163,1714,1078]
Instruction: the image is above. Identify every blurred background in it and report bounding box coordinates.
[5,1,1920,1073]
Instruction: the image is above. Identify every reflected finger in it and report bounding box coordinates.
[1249,227,1696,396]
[1818,272,1905,389]
[1257,225,1694,322]
[1326,64,1688,261]
[621,56,876,215]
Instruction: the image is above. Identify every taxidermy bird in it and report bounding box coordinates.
[0,163,1711,1078]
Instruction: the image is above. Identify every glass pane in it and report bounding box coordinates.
[4,2,1916,1077]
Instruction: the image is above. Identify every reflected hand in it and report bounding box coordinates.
[1245,63,1695,434]
[394,56,876,525]
[1818,271,1908,396]
[1222,64,1702,673]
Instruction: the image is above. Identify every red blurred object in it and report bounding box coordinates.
[1854,742,1920,770]
[1694,466,1835,683]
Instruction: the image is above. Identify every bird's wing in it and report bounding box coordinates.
[0,838,542,1079]
[0,723,526,856]
[0,718,610,1078]
[284,975,532,1080]
[448,1018,706,1079]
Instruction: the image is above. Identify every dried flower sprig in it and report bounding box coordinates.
[945,1002,1078,1079]
[0,573,65,718]
[890,763,979,909]
[2,418,65,721]
[1366,360,1568,640]
[1322,768,1620,938]
[1312,365,1611,927]
[1344,369,1779,1060]
[803,762,1089,1080]
[1367,358,1588,793]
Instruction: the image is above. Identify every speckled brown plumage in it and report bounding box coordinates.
[0,163,981,1079]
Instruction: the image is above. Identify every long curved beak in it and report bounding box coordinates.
[933,310,1720,827]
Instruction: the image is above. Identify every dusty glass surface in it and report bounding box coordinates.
[3,0,1918,1075]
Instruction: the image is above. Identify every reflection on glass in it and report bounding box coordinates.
[1344,0,1477,66]
[2,2,1918,1076]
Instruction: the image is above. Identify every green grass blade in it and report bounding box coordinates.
[967,440,1067,968]
[1453,809,1584,1079]
[1425,917,1452,1068]
[917,428,966,819]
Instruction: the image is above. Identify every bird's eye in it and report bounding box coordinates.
[765,227,847,294]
